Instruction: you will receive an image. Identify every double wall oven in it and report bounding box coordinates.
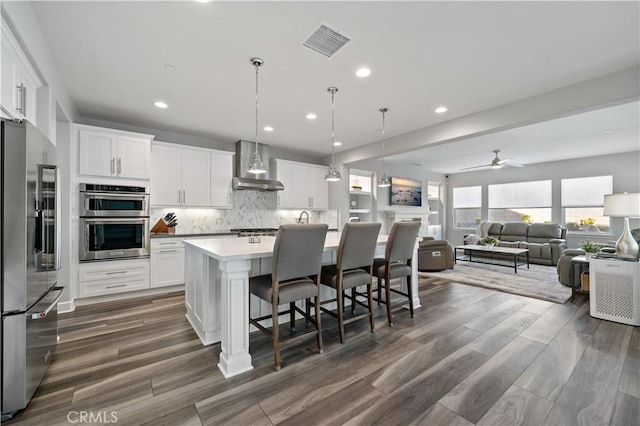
[79,184,150,262]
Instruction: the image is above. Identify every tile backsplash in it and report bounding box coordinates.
[150,190,339,234]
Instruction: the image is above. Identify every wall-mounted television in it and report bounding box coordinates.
[390,177,422,206]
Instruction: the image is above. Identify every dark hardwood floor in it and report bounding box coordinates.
[6,277,639,425]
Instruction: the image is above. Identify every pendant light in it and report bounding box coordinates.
[247,57,266,174]
[377,107,391,187]
[325,87,341,182]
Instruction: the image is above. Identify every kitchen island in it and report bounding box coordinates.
[184,232,420,378]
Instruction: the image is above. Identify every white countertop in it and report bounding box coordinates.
[184,232,389,262]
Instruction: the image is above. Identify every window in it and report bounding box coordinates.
[453,186,481,228]
[488,180,552,223]
[561,176,612,233]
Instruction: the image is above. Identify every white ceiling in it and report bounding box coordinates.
[27,1,640,161]
[386,101,640,174]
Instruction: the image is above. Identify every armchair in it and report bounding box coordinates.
[418,238,454,271]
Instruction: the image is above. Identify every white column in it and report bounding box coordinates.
[401,240,421,309]
[217,258,253,378]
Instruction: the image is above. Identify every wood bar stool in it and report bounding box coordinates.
[373,221,421,326]
[249,223,328,370]
[318,222,381,343]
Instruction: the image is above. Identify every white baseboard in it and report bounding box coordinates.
[57,300,76,313]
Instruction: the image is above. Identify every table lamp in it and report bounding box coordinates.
[603,193,640,260]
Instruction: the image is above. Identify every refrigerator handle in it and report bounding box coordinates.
[29,287,64,320]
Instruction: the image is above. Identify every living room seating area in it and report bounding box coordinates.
[465,222,567,265]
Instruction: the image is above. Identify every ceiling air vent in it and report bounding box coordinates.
[303,24,350,57]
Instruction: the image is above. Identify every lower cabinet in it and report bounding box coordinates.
[78,259,150,298]
[151,238,185,288]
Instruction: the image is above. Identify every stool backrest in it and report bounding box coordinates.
[337,222,382,270]
[385,221,421,263]
[272,224,328,282]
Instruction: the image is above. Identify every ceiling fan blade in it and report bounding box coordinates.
[460,163,491,170]
[497,158,512,164]
[504,162,524,168]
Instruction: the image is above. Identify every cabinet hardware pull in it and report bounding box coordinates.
[183,190,186,204]
[111,158,115,174]
[106,284,127,289]
[117,158,121,175]
[15,84,25,114]
[178,190,181,203]
[159,249,179,253]
[158,242,178,245]
[106,271,127,275]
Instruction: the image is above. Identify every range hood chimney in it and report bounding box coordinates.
[232,140,284,191]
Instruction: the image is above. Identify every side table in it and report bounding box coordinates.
[570,255,590,300]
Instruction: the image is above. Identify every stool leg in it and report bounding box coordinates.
[367,279,375,333]
[290,302,296,330]
[273,301,281,370]
[337,277,345,344]
[314,294,323,353]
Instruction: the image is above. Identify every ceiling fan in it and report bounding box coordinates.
[460,150,524,170]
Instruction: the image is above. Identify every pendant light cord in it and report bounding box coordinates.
[381,108,386,175]
[254,62,259,153]
[331,90,336,164]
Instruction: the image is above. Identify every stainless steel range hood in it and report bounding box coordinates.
[232,140,284,191]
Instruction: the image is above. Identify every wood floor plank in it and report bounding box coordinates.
[344,348,489,425]
[564,301,602,335]
[439,336,545,424]
[618,326,640,398]
[515,328,592,401]
[590,319,633,357]
[520,298,555,315]
[365,326,483,395]
[276,379,384,426]
[609,391,640,426]
[476,385,554,426]
[408,402,474,426]
[543,346,625,425]
[141,403,203,426]
[519,302,579,344]
[462,297,529,332]
[219,403,273,426]
[465,309,541,357]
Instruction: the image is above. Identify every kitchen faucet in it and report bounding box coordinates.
[298,210,310,224]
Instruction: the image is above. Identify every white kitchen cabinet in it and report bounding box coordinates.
[151,142,233,208]
[210,150,234,208]
[1,19,41,123]
[78,127,152,179]
[273,159,328,210]
[78,259,150,298]
[151,238,185,288]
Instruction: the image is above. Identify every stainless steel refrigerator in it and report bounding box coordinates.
[1,119,63,418]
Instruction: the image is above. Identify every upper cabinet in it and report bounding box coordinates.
[1,19,41,124]
[151,142,233,208]
[78,128,152,179]
[273,159,328,210]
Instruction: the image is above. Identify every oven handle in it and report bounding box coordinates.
[81,217,149,224]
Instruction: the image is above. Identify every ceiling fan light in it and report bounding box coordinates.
[491,164,502,169]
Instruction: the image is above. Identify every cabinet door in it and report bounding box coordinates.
[151,248,185,287]
[181,148,211,206]
[151,144,181,206]
[79,130,117,177]
[309,165,329,210]
[118,136,151,179]
[210,152,233,208]
[1,43,18,119]
[275,160,293,208]
[292,163,311,208]
[18,67,37,124]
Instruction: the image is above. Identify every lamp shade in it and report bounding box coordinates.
[603,193,640,217]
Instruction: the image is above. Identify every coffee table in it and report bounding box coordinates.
[454,244,530,273]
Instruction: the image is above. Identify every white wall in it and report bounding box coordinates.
[446,151,640,248]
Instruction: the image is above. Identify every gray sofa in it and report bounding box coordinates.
[465,222,567,265]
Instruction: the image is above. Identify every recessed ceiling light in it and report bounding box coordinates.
[196,0,211,3]
[163,64,176,71]
[306,113,317,120]
[154,101,168,109]
[356,68,371,78]
[604,129,613,133]
[264,126,274,132]
[334,141,342,146]
[435,106,448,113]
